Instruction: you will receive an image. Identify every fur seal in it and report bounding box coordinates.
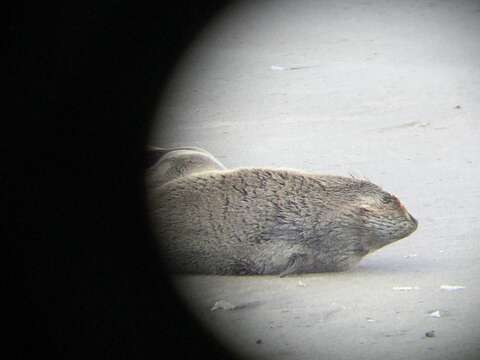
[146,146,226,188]
[148,165,418,276]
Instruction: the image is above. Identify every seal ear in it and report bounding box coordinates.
[359,205,374,213]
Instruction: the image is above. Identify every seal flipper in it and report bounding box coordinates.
[145,147,171,169]
[145,146,214,169]
[146,146,226,188]
[279,253,308,277]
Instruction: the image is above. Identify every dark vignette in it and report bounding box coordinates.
[7,1,241,359]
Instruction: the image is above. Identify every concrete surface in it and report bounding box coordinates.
[150,1,480,359]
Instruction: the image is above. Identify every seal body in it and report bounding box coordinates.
[148,167,418,276]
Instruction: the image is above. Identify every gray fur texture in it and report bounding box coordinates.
[148,167,418,276]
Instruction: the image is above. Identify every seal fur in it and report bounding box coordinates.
[148,167,417,276]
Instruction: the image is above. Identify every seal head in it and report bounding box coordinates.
[330,179,417,251]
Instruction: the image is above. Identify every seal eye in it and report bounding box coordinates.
[381,194,392,204]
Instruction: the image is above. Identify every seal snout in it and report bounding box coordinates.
[407,212,418,230]
[410,214,418,226]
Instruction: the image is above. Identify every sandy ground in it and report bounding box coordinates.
[150,1,480,359]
